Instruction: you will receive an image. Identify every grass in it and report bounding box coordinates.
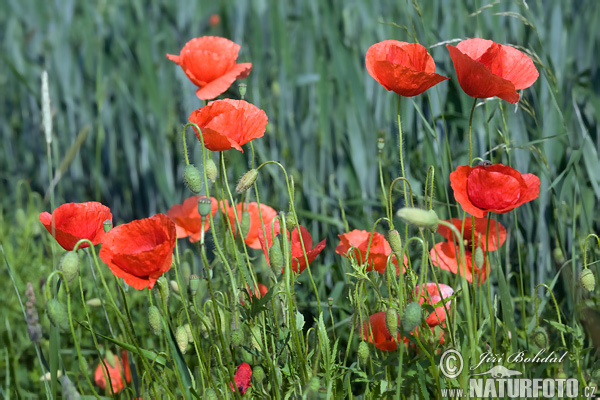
[1,0,599,398]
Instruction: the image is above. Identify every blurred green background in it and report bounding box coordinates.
[1,0,599,394]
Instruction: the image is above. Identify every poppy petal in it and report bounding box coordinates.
[372,61,449,97]
[430,242,475,283]
[450,166,487,218]
[196,62,253,100]
[361,312,401,351]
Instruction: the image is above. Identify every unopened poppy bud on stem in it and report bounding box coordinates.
[253,366,265,384]
[531,326,549,348]
[474,247,485,270]
[240,211,251,237]
[268,240,284,272]
[231,329,245,347]
[579,268,596,292]
[402,302,422,334]
[396,207,439,231]
[59,251,80,283]
[285,212,298,231]
[385,229,403,255]
[385,308,398,335]
[357,341,370,365]
[148,306,162,335]
[205,158,218,182]
[156,276,169,302]
[176,326,189,354]
[236,169,258,193]
[184,164,203,193]
[46,299,69,331]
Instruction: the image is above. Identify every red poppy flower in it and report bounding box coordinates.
[230,362,252,395]
[450,164,540,218]
[189,99,268,152]
[99,214,176,290]
[446,38,539,103]
[166,36,252,100]
[259,221,326,274]
[39,202,112,251]
[430,218,506,284]
[94,351,131,393]
[167,196,222,243]
[335,230,407,275]
[366,40,449,97]
[226,202,278,249]
[415,283,454,327]
[240,283,268,305]
[361,312,402,351]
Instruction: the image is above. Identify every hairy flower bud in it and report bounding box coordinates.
[402,302,422,334]
[474,247,485,270]
[236,169,258,194]
[86,298,102,307]
[357,341,369,365]
[385,229,403,255]
[231,329,245,347]
[156,276,169,303]
[579,269,596,292]
[169,280,180,295]
[46,298,69,331]
[148,306,162,335]
[253,366,265,384]
[183,164,203,193]
[396,207,439,231]
[59,251,80,283]
[176,326,189,354]
[385,308,398,335]
[268,240,284,272]
[285,212,298,231]
[531,326,549,348]
[240,211,251,238]
[205,158,218,183]
[204,388,218,400]
[184,323,194,343]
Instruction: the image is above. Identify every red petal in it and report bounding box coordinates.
[196,63,252,100]
[372,61,449,96]
[290,226,326,273]
[387,43,436,73]
[467,165,526,213]
[361,312,401,351]
[182,50,236,87]
[513,173,540,209]
[430,242,475,283]
[416,283,454,327]
[181,36,241,59]
[230,202,278,249]
[450,166,487,218]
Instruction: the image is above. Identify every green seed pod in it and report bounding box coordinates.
[474,247,485,270]
[240,211,251,238]
[377,137,385,152]
[531,326,549,348]
[148,306,162,336]
[197,198,213,218]
[285,212,298,231]
[231,329,245,347]
[357,341,370,365]
[238,83,247,99]
[156,276,169,303]
[386,229,403,255]
[176,326,189,354]
[183,164,203,193]
[189,274,200,296]
[46,299,69,331]
[103,219,112,233]
[328,297,334,307]
[184,323,194,343]
[205,158,218,183]
[580,269,596,292]
[308,376,320,393]
[59,251,80,283]
[385,308,398,335]
[236,169,258,194]
[253,366,265,384]
[396,207,439,231]
[204,388,218,400]
[402,302,422,334]
[268,240,284,272]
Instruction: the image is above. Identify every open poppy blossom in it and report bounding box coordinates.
[450,164,540,218]
[230,362,252,395]
[446,38,539,103]
[226,202,278,249]
[335,230,407,275]
[430,218,506,284]
[99,214,176,290]
[259,221,326,274]
[415,283,454,327]
[189,99,268,152]
[166,36,252,100]
[361,312,402,351]
[167,196,221,243]
[39,202,112,251]
[366,40,449,97]
[94,351,131,394]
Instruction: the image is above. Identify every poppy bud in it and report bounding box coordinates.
[184,323,194,343]
[238,83,247,99]
[199,314,212,338]
[46,298,69,331]
[197,198,212,218]
[103,219,112,233]
[205,158,218,183]
[357,341,370,365]
[396,207,439,231]
[104,348,116,368]
[308,376,320,393]
[156,276,169,302]
[253,366,265,384]
[169,280,180,295]
[579,269,596,292]
[402,302,422,334]
[59,251,80,283]
[181,261,191,283]
[204,388,218,400]
[86,298,102,307]
[474,247,485,270]
[268,240,284,272]
[183,164,203,193]
[236,169,258,194]
[176,326,188,354]
[385,308,398,335]
[240,211,251,237]
[251,325,262,350]
[189,274,200,296]
[231,329,244,347]
[285,212,297,231]
[385,229,403,255]
[148,306,162,335]
[531,326,549,348]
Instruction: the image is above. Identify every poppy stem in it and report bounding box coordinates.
[467,98,477,166]
[396,95,410,212]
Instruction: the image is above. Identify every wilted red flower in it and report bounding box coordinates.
[450,164,540,218]
[226,202,278,249]
[241,283,268,305]
[366,40,449,97]
[167,196,221,242]
[166,36,252,100]
[335,230,407,275]
[430,218,506,284]
[99,214,176,290]
[39,202,112,251]
[361,312,402,351]
[259,221,326,274]
[446,38,539,103]
[415,283,454,327]
[189,99,268,152]
[209,14,220,26]
[230,362,252,395]
[94,351,131,393]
